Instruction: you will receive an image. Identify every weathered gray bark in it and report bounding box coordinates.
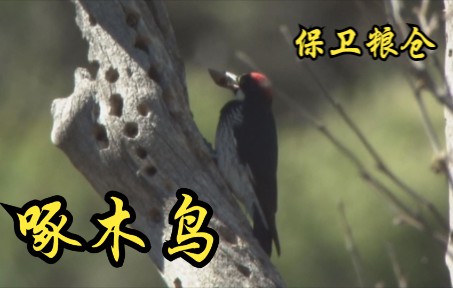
[50,1,284,286]
[445,1,453,285]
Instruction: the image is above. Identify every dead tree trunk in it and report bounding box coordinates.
[50,1,284,286]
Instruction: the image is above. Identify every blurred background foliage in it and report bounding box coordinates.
[0,0,449,286]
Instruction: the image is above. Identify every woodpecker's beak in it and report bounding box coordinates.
[208,69,239,92]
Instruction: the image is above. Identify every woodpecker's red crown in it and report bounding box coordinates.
[249,72,271,88]
[238,72,273,103]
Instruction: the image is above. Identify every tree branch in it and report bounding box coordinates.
[50,1,284,286]
[443,0,453,285]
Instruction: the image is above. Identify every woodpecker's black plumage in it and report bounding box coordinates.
[212,71,280,256]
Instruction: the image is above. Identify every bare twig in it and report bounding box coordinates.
[389,0,453,112]
[338,201,367,287]
[386,243,408,288]
[387,0,450,234]
[235,50,260,71]
[405,73,441,154]
[280,24,449,234]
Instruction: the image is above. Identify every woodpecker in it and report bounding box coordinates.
[209,69,280,256]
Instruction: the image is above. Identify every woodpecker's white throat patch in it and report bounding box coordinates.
[235,89,245,101]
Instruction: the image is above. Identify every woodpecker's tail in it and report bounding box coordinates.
[253,207,280,256]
